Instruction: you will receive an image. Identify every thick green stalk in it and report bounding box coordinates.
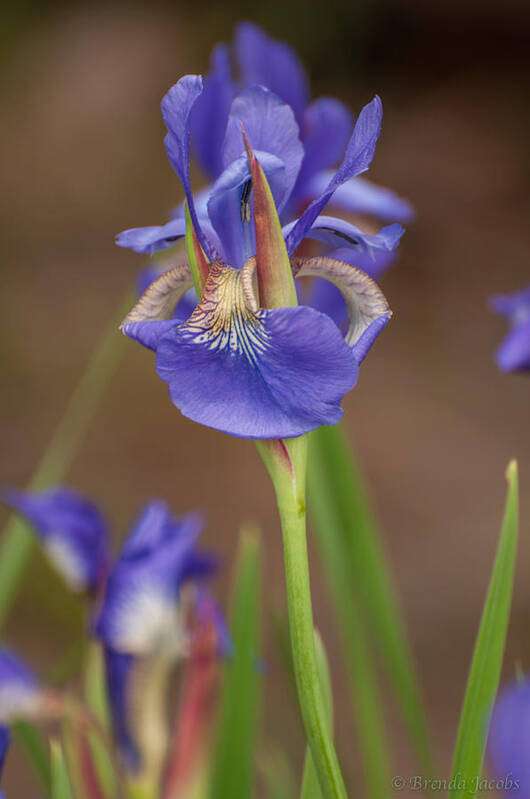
[0,290,134,630]
[258,437,347,799]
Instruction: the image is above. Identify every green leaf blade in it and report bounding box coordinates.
[449,460,519,799]
[208,527,261,799]
[50,739,73,799]
[12,719,51,792]
[309,423,433,777]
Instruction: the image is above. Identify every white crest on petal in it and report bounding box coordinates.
[120,263,194,328]
[292,255,392,347]
[45,536,86,593]
[0,684,40,722]
[110,586,189,659]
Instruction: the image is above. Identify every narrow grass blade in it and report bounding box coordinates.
[260,748,297,799]
[84,643,116,798]
[50,739,73,799]
[0,290,133,630]
[310,424,433,775]
[308,449,391,799]
[208,527,261,799]
[11,719,51,791]
[449,460,518,799]
[300,631,333,799]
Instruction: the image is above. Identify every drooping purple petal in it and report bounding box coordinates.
[235,22,309,126]
[154,263,357,438]
[116,218,186,255]
[488,679,530,796]
[293,98,353,199]
[307,171,414,223]
[161,75,212,258]
[94,503,214,655]
[2,488,109,593]
[285,96,383,254]
[0,651,41,722]
[490,286,530,372]
[104,648,140,774]
[222,86,304,203]
[495,317,530,372]
[283,216,403,261]
[190,44,236,180]
[0,725,9,778]
[207,152,286,267]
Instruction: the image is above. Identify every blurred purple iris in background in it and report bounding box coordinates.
[93,500,217,772]
[488,678,530,796]
[0,651,42,723]
[2,488,109,594]
[491,286,530,372]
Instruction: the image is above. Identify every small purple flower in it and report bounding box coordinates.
[0,651,41,723]
[2,488,109,594]
[488,678,530,795]
[93,501,215,656]
[491,286,530,372]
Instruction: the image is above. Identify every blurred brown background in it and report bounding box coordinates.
[1,0,530,794]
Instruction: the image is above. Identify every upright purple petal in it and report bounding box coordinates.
[285,96,383,254]
[190,44,236,180]
[154,263,357,438]
[161,75,212,258]
[235,22,309,126]
[207,152,286,267]
[3,488,109,593]
[293,98,353,198]
[488,679,530,796]
[93,503,214,655]
[307,171,415,223]
[222,86,304,204]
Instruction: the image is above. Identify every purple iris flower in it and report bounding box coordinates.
[2,488,109,594]
[490,286,530,372]
[488,678,530,795]
[0,651,41,723]
[93,500,216,771]
[94,500,215,655]
[117,71,394,438]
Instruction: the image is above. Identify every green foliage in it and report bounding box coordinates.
[12,719,51,792]
[449,460,519,799]
[50,739,73,799]
[308,437,391,798]
[300,631,334,799]
[309,424,433,777]
[208,527,261,799]
[84,644,116,798]
[0,292,133,631]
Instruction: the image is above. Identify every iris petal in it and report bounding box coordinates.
[235,22,309,126]
[292,255,392,363]
[154,261,357,438]
[161,75,213,258]
[222,86,304,203]
[104,648,140,773]
[283,216,403,260]
[190,44,236,180]
[285,95,383,254]
[308,171,414,223]
[495,317,530,372]
[207,153,286,267]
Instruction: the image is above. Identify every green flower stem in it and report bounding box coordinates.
[257,436,347,799]
[0,290,134,630]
